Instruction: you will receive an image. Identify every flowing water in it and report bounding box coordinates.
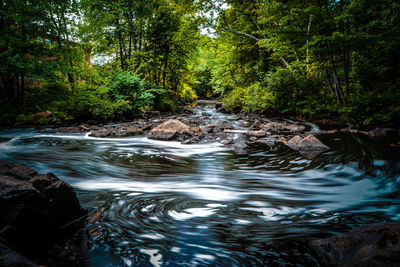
[1,105,400,266]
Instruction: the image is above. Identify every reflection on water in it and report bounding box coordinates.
[1,106,400,266]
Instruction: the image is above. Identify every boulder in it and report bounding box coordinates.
[310,223,400,267]
[298,134,329,151]
[0,161,87,264]
[286,135,303,150]
[147,119,193,141]
[287,134,329,151]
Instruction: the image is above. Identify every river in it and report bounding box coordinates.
[1,104,400,266]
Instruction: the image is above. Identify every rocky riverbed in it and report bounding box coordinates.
[1,100,400,266]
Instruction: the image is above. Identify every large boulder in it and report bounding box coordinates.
[310,223,400,266]
[147,119,193,141]
[286,134,329,159]
[287,134,329,151]
[0,161,87,264]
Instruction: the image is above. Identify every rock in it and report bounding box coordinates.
[147,119,193,141]
[0,161,87,264]
[263,122,305,134]
[217,122,234,130]
[287,135,329,151]
[255,137,278,146]
[247,130,267,138]
[140,123,153,131]
[232,141,248,151]
[182,136,201,144]
[205,125,217,133]
[239,120,252,127]
[124,128,144,136]
[220,139,234,145]
[368,128,398,137]
[298,134,329,151]
[310,223,400,267]
[89,129,113,138]
[286,135,303,150]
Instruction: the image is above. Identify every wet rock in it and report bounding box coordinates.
[182,136,201,144]
[252,119,263,129]
[263,122,305,134]
[232,141,248,151]
[147,119,193,141]
[255,137,278,146]
[286,135,329,158]
[247,130,267,138]
[286,135,303,150]
[249,136,257,142]
[238,120,252,127]
[213,126,223,133]
[140,123,153,131]
[220,138,234,145]
[206,125,217,133]
[287,134,329,151]
[368,128,398,136]
[89,129,113,138]
[217,122,234,130]
[192,126,201,134]
[0,161,87,264]
[310,223,400,267]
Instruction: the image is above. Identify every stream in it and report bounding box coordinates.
[1,103,400,266]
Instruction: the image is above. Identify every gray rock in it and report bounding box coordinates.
[287,134,329,151]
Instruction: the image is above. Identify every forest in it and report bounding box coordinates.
[1,0,399,127]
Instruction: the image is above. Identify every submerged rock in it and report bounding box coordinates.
[0,161,87,265]
[147,119,193,141]
[310,223,400,266]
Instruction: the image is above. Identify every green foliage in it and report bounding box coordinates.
[1,0,399,127]
[207,0,400,125]
[109,71,167,113]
